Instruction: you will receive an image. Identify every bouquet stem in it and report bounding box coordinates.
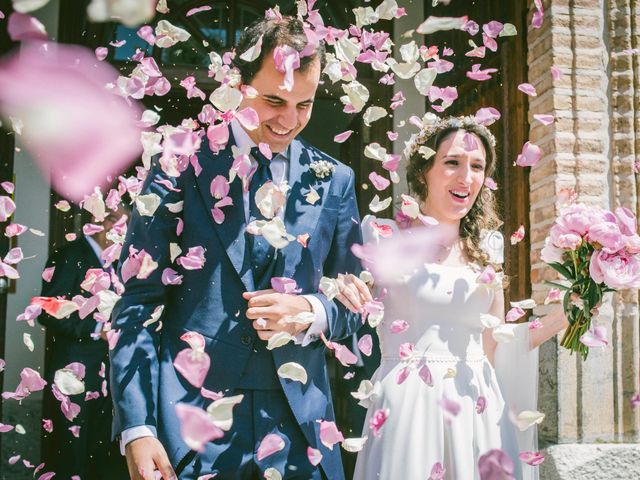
[559,310,590,360]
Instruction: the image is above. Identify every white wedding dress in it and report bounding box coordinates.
[353,216,538,480]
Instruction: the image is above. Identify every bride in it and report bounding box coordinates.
[335,116,570,479]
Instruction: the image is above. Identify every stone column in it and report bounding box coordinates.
[527,0,640,477]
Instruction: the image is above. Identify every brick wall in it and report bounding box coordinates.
[528,0,640,443]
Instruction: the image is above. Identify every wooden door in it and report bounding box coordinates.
[424,0,531,306]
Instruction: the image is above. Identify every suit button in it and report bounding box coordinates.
[241,335,252,346]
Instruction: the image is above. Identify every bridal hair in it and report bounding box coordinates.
[233,16,327,85]
[406,115,503,267]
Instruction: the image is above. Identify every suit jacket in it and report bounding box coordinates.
[110,133,363,478]
[39,237,127,478]
[39,237,107,378]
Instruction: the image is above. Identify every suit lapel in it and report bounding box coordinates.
[281,138,331,278]
[194,131,255,292]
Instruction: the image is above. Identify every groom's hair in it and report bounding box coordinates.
[232,16,326,85]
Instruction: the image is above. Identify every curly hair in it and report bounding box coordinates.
[406,119,503,267]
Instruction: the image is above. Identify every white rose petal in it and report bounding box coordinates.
[23,333,34,352]
[305,187,321,205]
[335,36,361,64]
[418,146,436,160]
[264,468,282,480]
[277,362,308,384]
[353,7,378,28]
[169,243,182,263]
[87,0,155,28]
[12,0,50,13]
[369,195,392,213]
[341,436,369,453]
[209,84,243,113]
[516,410,546,431]
[260,218,294,249]
[510,299,537,309]
[166,201,184,213]
[319,277,340,301]
[206,394,244,431]
[239,35,263,62]
[364,143,388,161]
[54,368,85,396]
[155,20,191,48]
[350,380,381,408]
[388,59,421,79]
[399,41,419,63]
[363,106,388,127]
[414,68,438,96]
[376,0,399,19]
[135,193,162,217]
[266,332,295,350]
[97,290,121,319]
[342,81,370,113]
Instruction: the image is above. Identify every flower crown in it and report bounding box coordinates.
[403,114,497,160]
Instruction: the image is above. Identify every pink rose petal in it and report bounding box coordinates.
[517,83,538,97]
[7,12,48,41]
[256,433,286,460]
[357,334,373,357]
[439,395,461,417]
[505,307,526,323]
[186,5,212,16]
[369,172,390,191]
[0,196,16,222]
[173,349,210,388]
[396,366,410,384]
[369,408,389,437]
[484,177,498,190]
[519,451,545,466]
[476,396,487,414]
[533,114,554,125]
[475,107,501,126]
[175,403,224,452]
[0,43,143,202]
[161,268,183,286]
[334,130,353,143]
[478,448,515,479]
[95,47,108,61]
[418,362,433,386]
[176,246,206,270]
[235,107,259,131]
[579,326,608,348]
[510,225,525,245]
[271,277,301,294]
[551,65,562,80]
[389,319,409,334]
[307,446,322,466]
[318,420,344,450]
[516,142,542,168]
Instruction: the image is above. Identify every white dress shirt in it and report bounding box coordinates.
[120,120,328,452]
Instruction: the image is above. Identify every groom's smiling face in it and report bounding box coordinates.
[238,50,321,153]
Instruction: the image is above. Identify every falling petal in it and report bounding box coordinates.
[318,420,344,449]
[517,83,538,97]
[256,433,286,461]
[579,326,608,348]
[341,436,368,453]
[334,130,354,143]
[307,447,322,466]
[516,410,546,431]
[277,362,307,384]
[533,114,554,125]
[205,394,244,431]
[175,403,224,452]
[357,334,373,356]
[505,307,526,323]
[515,142,542,167]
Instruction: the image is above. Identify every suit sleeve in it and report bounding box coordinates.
[37,247,100,341]
[109,160,182,437]
[308,167,364,342]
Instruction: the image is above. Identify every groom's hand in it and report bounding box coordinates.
[125,436,176,480]
[244,289,312,340]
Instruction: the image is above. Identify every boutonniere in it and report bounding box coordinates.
[309,160,336,179]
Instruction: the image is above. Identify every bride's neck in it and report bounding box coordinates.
[418,206,461,245]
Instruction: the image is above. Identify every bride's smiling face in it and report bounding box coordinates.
[422,129,487,223]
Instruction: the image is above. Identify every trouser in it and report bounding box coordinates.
[176,388,327,480]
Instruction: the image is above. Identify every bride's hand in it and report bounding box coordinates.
[335,273,373,313]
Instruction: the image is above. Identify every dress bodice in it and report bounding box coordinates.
[378,262,494,361]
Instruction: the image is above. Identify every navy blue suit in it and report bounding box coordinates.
[39,237,127,479]
[110,133,362,479]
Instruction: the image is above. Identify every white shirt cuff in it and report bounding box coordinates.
[297,295,328,346]
[119,425,157,456]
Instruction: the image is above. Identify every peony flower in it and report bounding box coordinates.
[549,224,582,250]
[588,222,626,254]
[589,249,640,289]
[556,203,591,236]
[540,237,564,263]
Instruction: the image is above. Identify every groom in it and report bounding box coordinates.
[110,16,362,480]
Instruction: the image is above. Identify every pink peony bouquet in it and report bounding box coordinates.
[542,203,640,359]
